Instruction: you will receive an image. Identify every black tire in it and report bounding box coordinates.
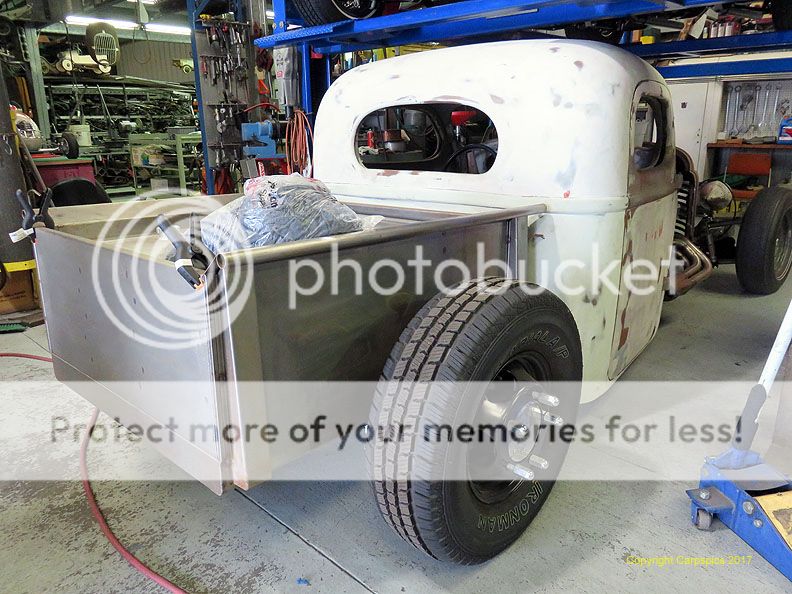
[564,24,623,44]
[771,0,792,31]
[59,132,80,159]
[736,186,792,294]
[292,0,383,26]
[368,278,582,564]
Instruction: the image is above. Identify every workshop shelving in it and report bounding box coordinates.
[46,78,197,198]
[253,0,792,119]
[259,0,724,53]
[129,132,203,195]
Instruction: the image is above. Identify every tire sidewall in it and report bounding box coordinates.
[331,0,381,20]
[419,291,582,560]
[737,187,792,293]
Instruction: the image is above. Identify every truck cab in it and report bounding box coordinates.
[315,39,678,393]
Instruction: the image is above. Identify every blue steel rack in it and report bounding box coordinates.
[254,0,792,118]
[257,0,722,53]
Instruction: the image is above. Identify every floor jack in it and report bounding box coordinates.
[688,298,792,580]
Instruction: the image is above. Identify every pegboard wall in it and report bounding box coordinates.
[721,79,792,139]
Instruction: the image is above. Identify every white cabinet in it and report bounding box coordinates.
[668,80,723,178]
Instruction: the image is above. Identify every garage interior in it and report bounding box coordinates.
[2,1,792,592]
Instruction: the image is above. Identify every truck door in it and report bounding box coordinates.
[609,81,677,379]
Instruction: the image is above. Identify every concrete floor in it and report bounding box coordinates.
[2,267,791,593]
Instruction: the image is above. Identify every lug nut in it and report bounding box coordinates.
[528,455,549,470]
[699,489,711,500]
[536,393,560,408]
[506,463,535,481]
[546,414,565,427]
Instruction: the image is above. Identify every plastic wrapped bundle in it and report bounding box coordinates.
[201,174,381,254]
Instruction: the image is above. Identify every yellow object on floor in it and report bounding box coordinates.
[757,491,792,549]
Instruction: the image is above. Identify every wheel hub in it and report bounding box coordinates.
[467,354,561,504]
[774,210,792,281]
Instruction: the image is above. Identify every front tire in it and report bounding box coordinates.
[368,279,582,563]
[292,0,383,26]
[736,186,792,294]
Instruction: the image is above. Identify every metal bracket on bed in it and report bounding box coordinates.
[156,214,212,290]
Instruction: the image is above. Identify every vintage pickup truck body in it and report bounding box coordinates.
[35,41,677,542]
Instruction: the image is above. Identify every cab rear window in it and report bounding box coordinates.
[633,96,668,170]
[356,103,497,174]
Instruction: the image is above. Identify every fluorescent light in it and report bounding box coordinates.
[66,15,191,36]
[65,15,138,30]
[145,23,191,35]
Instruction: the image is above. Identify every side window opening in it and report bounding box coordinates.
[633,96,668,170]
[356,103,498,174]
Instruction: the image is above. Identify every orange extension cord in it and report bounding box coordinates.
[285,109,314,177]
[0,352,187,593]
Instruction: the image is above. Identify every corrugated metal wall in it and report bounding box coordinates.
[116,40,194,84]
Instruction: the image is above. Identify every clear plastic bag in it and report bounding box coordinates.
[201,174,382,254]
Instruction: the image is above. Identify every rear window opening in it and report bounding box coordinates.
[633,96,668,170]
[356,103,497,174]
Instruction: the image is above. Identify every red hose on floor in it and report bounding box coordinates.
[0,352,52,362]
[1,352,188,594]
[80,408,188,594]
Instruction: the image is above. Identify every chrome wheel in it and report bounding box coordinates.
[774,210,792,281]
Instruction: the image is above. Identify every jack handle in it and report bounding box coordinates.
[733,296,792,450]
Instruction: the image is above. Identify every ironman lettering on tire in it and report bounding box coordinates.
[367,278,582,564]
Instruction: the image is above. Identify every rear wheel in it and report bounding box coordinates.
[736,186,792,294]
[58,132,80,159]
[292,0,383,26]
[368,279,582,563]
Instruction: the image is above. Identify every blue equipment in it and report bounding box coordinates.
[688,298,792,580]
[241,121,283,159]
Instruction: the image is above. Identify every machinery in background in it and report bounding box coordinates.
[240,105,288,178]
[53,22,120,75]
[13,108,79,158]
[129,130,203,194]
[47,80,197,197]
[172,58,195,74]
